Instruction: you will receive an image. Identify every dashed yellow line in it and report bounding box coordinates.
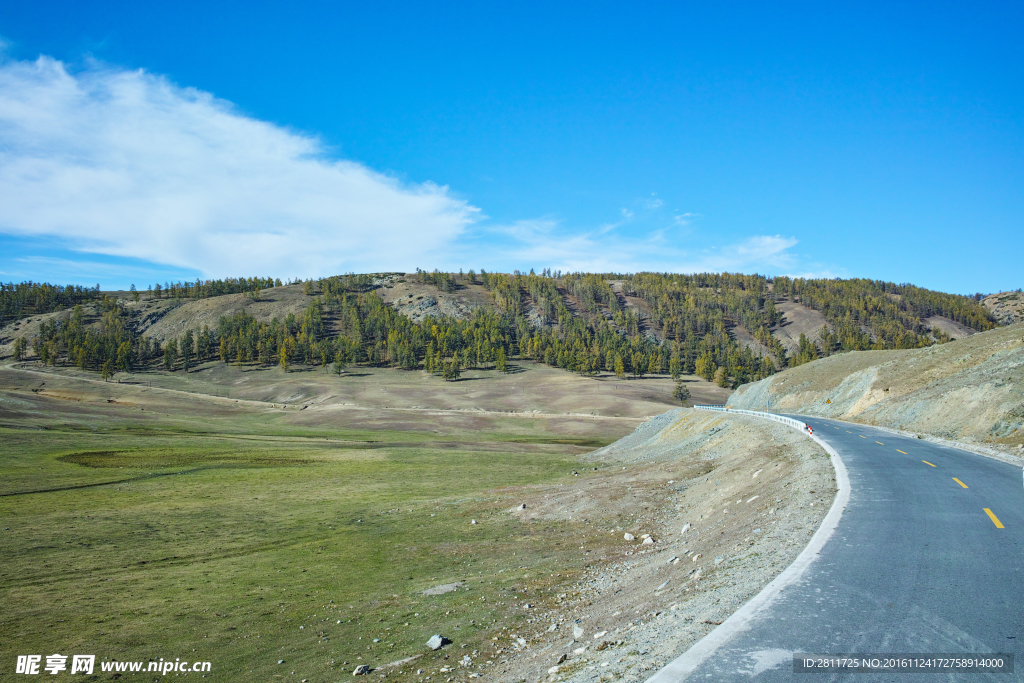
[922,460,936,467]
[896,449,908,454]
[984,509,1005,529]
[846,430,852,433]
[860,435,867,439]
[953,478,968,489]
[876,441,885,445]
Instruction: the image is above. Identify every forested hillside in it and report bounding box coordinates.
[2,271,998,387]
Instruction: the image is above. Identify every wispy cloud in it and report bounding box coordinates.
[475,216,800,275]
[0,56,479,278]
[673,212,702,227]
[640,195,664,210]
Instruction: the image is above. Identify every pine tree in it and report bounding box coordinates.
[669,352,682,380]
[181,330,194,372]
[695,353,716,382]
[163,339,178,371]
[116,341,132,372]
[672,382,691,405]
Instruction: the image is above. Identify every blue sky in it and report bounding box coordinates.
[0,2,1021,294]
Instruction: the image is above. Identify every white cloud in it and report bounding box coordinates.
[0,57,479,277]
[482,216,801,275]
[640,195,664,210]
[673,212,702,227]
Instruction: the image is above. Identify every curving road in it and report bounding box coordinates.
[649,416,1024,682]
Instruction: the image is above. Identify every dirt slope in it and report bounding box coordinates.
[376,277,495,322]
[770,301,831,352]
[924,315,977,339]
[492,409,833,683]
[727,322,1024,450]
[731,324,772,357]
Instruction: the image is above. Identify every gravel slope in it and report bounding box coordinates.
[727,323,1024,452]
[488,409,834,683]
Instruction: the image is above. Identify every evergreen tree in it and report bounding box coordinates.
[181,330,194,372]
[163,339,178,371]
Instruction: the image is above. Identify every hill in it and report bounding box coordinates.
[727,322,1024,451]
[984,290,1024,325]
[0,273,1002,390]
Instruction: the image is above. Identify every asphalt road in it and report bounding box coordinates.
[650,417,1024,682]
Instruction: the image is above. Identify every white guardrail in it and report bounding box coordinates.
[693,405,811,433]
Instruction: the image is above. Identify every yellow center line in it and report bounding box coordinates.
[876,441,885,445]
[846,430,852,433]
[922,460,936,467]
[953,478,968,488]
[984,508,1005,528]
[896,449,908,454]
[859,435,866,439]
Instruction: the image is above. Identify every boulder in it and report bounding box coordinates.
[426,634,450,650]
[352,664,370,675]
[623,533,635,541]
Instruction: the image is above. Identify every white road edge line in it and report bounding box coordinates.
[645,423,849,683]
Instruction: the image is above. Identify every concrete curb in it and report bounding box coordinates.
[644,414,849,683]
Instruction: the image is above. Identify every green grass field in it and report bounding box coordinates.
[0,363,647,681]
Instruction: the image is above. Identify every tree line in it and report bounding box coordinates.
[11,271,999,389]
[1,282,101,327]
[147,277,280,300]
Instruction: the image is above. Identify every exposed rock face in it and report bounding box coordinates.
[984,292,1024,326]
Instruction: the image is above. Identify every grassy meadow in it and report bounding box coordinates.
[0,361,694,681]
